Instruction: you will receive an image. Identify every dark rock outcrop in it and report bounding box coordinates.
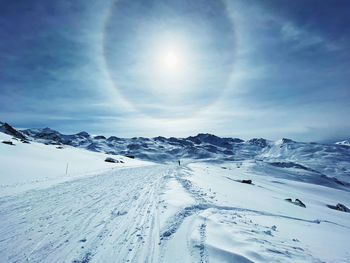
[0,123,26,140]
[2,140,15,145]
[285,198,306,208]
[105,157,119,163]
[327,203,349,213]
[241,179,252,184]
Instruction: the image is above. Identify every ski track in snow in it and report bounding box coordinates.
[0,164,173,263]
[1,163,349,263]
[198,219,208,263]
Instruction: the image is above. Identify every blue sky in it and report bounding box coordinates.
[0,0,349,141]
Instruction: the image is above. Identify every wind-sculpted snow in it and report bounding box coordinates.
[260,139,350,183]
[172,163,350,263]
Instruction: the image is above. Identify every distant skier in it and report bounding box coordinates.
[178,160,181,166]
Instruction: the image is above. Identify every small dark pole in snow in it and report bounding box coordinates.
[66,163,69,175]
[178,160,181,166]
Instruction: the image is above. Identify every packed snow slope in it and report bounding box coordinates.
[0,131,150,197]
[1,122,350,262]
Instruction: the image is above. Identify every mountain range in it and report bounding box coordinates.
[1,121,349,185]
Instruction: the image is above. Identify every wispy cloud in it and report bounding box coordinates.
[281,22,338,51]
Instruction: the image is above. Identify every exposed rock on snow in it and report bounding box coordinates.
[285,198,306,208]
[327,203,349,213]
[295,198,306,208]
[2,140,15,145]
[269,161,313,171]
[94,135,106,140]
[0,122,26,140]
[241,179,252,184]
[281,138,295,144]
[247,138,269,148]
[335,139,350,146]
[105,157,119,163]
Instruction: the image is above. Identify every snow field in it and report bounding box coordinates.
[1,130,350,262]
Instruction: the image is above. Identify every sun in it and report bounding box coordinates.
[156,44,184,75]
[163,51,179,68]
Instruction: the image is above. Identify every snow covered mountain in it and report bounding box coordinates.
[2,121,348,184]
[336,139,350,146]
[1,121,350,262]
[2,120,350,190]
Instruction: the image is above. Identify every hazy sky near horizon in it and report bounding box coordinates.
[0,0,349,141]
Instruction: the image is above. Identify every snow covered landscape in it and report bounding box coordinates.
[1,122,349,263]
[1,0,350,262]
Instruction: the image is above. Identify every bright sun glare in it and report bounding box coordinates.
[156,43,185,76]
[163,52,179,68]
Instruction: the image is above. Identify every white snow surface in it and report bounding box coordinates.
[1,127,350,262]
[0,133,150,197]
